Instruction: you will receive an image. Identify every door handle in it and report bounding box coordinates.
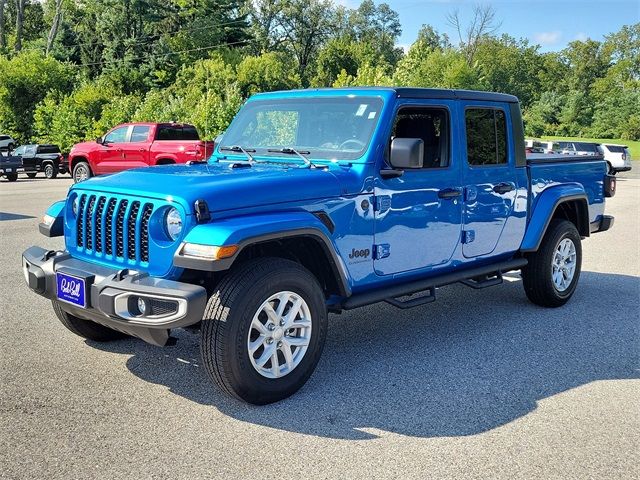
[493,182,514,194]
[138,148,145,152]
[438,188,462,199]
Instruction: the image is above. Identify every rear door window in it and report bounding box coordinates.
[130,126,150,142]
[465,108,508,166]
[605,145,625,153]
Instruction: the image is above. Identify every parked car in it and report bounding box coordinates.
[598,143,632,174]
[525,139,555,154]
[554,141,601,156]
[0,153,22,181]
[68,122,216,183]
[23,87,615,405]
[0,134,16,152]
[11,144,67,179]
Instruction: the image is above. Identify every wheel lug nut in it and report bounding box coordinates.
[267,338,273,344]
[279,320,285,326]
[277,341,283,348]
[268,323,275,331]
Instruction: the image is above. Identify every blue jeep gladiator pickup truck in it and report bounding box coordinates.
[22,88,616,404]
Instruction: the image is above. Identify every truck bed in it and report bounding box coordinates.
[527,154,607,226]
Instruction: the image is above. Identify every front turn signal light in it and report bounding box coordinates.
[180,243,238,260]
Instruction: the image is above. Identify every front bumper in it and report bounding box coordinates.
[22,246,207,346]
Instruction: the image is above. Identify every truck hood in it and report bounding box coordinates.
[70,141,97,152]
[74,162,354,212]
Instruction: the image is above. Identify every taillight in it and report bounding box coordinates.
[622,153,627,161]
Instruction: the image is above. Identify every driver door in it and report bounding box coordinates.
[98,125,130,173]
[373,101,462,275]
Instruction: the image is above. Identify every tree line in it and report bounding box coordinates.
[0,0,638,151]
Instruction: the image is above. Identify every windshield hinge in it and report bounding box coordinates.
[194,199,211,223]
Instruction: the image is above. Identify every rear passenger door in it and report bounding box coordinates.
[462,105,517,258]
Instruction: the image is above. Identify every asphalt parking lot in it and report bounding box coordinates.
[1,172,638,479]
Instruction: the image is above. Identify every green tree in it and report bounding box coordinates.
[236,51,300,95]
[0,51,74,142]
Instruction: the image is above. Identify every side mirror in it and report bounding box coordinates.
[389,138,424,169]
[96,137,103,144]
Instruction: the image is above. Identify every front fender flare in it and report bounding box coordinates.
[174,212,351,296]
[520,184,588,252]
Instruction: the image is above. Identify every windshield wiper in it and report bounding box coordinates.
[267,148,315,168]
[219,145,256,163]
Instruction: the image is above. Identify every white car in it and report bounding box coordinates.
[598,144,632,174]
[0,134,16,152]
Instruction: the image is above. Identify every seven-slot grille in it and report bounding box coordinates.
[76,194,154,263]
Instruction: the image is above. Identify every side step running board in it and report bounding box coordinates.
[460,272,503,289]
[385,287,435,309]
[339,258,527,311]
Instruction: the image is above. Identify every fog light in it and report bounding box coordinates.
[137,297,147,316]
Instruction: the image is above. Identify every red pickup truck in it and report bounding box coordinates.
[68,122,215,182]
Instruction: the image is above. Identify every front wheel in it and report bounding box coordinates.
[73,161,92,183]
[200,258,328,404]
[5,173,17,182]
[522,219,582,307]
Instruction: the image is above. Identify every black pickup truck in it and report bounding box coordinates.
[11,144,67,179]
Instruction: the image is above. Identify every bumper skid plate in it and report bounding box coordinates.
[22,246,207,346]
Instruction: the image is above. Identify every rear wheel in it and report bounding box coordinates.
[26,172,37,179]
[44,163,58,179]
[73,161,92,183]
[52,301,127,342]
[6,173,17,182]
[522,219,582,307]
[607,162,616,175]
[200,258,328,404]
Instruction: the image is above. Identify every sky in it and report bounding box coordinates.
[339,0,640,52]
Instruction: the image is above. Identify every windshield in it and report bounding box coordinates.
[219,97,384,161]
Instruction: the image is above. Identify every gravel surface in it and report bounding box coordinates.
[1,172,638,479]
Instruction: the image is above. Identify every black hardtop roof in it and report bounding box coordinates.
[393,87,519,103]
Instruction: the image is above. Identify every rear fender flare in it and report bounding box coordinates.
[520,184,589,252]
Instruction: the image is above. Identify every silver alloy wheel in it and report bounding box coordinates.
[552,238,577,292]
[74,165,88,182]
[247,291,312,379]
[45,164,54,178]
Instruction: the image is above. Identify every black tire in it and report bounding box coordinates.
[73,161,92,183]
[201,258,328,405]
[26,172,37,179]
[522,219,582,307]
[44,163,58,179]
[6,173,17,182]
[607,162,616,175]
[52,300,127,342]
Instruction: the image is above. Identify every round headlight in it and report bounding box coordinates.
[72,196,79,217]
[165,207,183,241]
